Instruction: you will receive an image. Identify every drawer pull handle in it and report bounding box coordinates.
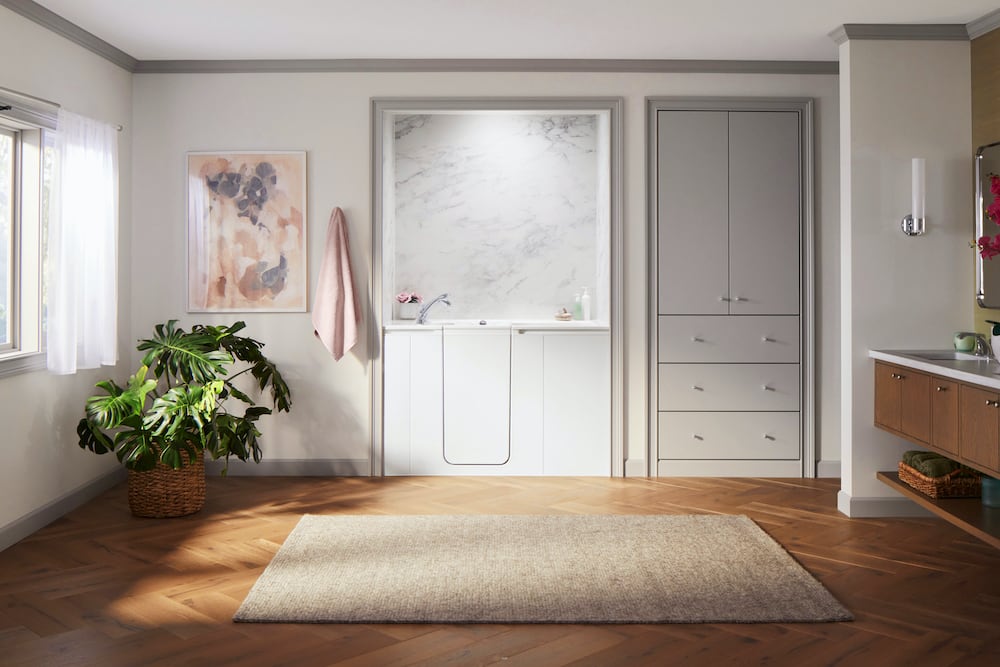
[761,336,775,343]
[763,434,776,441]
[691,385,704,391]
[718,296,731,302]
[762,385,775,392]
[936,386,947,392]
[691,336,704,343]
[693,434,704,441]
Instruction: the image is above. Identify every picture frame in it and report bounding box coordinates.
[187,150,307,312]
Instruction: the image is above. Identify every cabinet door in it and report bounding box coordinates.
[542,332,611,475]
[657,110,729,315]
[728,111,800,315]
[874,362,902,431]
[959,384,1000,471]
[442,329,510,465]
[930,378,959,456]
[898,369,930,444]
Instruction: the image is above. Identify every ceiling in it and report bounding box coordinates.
[24,0,999,63]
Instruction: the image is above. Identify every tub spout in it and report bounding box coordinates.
[417,293,451,324]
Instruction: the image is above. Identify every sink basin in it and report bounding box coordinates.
[907,350,990,362]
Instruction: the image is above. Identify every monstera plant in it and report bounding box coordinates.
[77,320,291,516]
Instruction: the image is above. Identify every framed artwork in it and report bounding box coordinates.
[187,151,307,312]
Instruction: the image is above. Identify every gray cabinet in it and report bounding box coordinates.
[657,111,800,316]
[653,103,809,477]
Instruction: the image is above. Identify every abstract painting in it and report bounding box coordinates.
[187,151,306,312]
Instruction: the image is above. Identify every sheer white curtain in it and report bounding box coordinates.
[47,109,118,374]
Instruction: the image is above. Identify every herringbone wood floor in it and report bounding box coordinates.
[1,476,998,666]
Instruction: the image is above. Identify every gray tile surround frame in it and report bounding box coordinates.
[371,97,624,477]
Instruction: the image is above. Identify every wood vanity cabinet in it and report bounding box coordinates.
[873,360,1000,477]
[873,362,930,444]
[930,378,959,456]
[958,384,1000,471]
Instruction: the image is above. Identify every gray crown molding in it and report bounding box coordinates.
[132,58,837,75]
[830,23,969,45]
[0,0,138,71]
[967,8,1000,39]
[0,0,839,76]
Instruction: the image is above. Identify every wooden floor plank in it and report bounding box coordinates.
[0,476,998,666]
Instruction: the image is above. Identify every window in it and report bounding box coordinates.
[0,89,56,377]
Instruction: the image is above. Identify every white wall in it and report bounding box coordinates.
[132,71,840,472]
[0,7,132,534]
[838,39,972,514]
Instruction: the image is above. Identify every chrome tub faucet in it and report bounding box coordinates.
[417,293,451,324]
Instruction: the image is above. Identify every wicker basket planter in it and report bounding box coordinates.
[897,461,981,499]
[127,450,206,518]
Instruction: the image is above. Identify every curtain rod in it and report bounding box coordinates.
[0,103,123,131]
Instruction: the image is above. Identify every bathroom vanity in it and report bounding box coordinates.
[869,350,1000,548]
[384,322,610,475]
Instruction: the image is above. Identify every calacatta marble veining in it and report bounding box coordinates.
[389,112,603,320]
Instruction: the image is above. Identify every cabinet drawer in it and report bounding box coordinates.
[658,363,799,411]
[658,316,799,363]
[658,412,800,460]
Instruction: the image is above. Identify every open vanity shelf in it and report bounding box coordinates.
[876,471,1000,549]
[870,350,1000,547]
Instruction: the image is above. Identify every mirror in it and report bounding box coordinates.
[976,141,1000,307]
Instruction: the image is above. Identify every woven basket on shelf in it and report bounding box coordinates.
[127,449,206,518]
[897,461,981,499]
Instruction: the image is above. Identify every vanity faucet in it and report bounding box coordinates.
[416,293,451,324]
[971,333,994,359]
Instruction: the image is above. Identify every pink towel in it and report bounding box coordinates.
[312,207,361,360]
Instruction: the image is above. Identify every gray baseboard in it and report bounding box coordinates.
[624,458,647,478]
[816,460,841,478]
[204,458,370,477]
[837,489,933,518]
[0,467,126,552]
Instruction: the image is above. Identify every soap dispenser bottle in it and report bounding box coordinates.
[572,292,583,320]
[581,287,591,321]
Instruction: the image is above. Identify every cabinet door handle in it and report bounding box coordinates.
[762,384,775,391]
[693,434,704,441]
[733,296,747,302]
[718,296,731,302]
[936,386,947,392]
[761,336,775,343]
[987,400,1000,408]
[763,434,776,441]
[891,373,905,380]
[691,385,704,391]
[691,336,704,343]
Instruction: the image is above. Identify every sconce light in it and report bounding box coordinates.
[901,157,926,236]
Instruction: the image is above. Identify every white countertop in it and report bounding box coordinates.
[869,349,1000,390]
[385,319,610,333]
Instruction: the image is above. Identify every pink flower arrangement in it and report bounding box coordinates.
[395,291,422,304]
[977,174,1000,260]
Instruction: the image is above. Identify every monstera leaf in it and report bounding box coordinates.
[77,320,292,471]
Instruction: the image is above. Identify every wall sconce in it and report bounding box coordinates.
[901,157,926,236]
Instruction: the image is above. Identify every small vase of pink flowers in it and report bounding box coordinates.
[396,291,423,320]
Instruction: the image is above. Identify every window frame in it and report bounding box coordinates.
[0,125,17,352]
[0,88,57,378]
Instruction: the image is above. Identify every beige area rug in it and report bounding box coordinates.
[234,514,852,624]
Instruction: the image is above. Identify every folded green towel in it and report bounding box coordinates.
[902,450,964,478]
